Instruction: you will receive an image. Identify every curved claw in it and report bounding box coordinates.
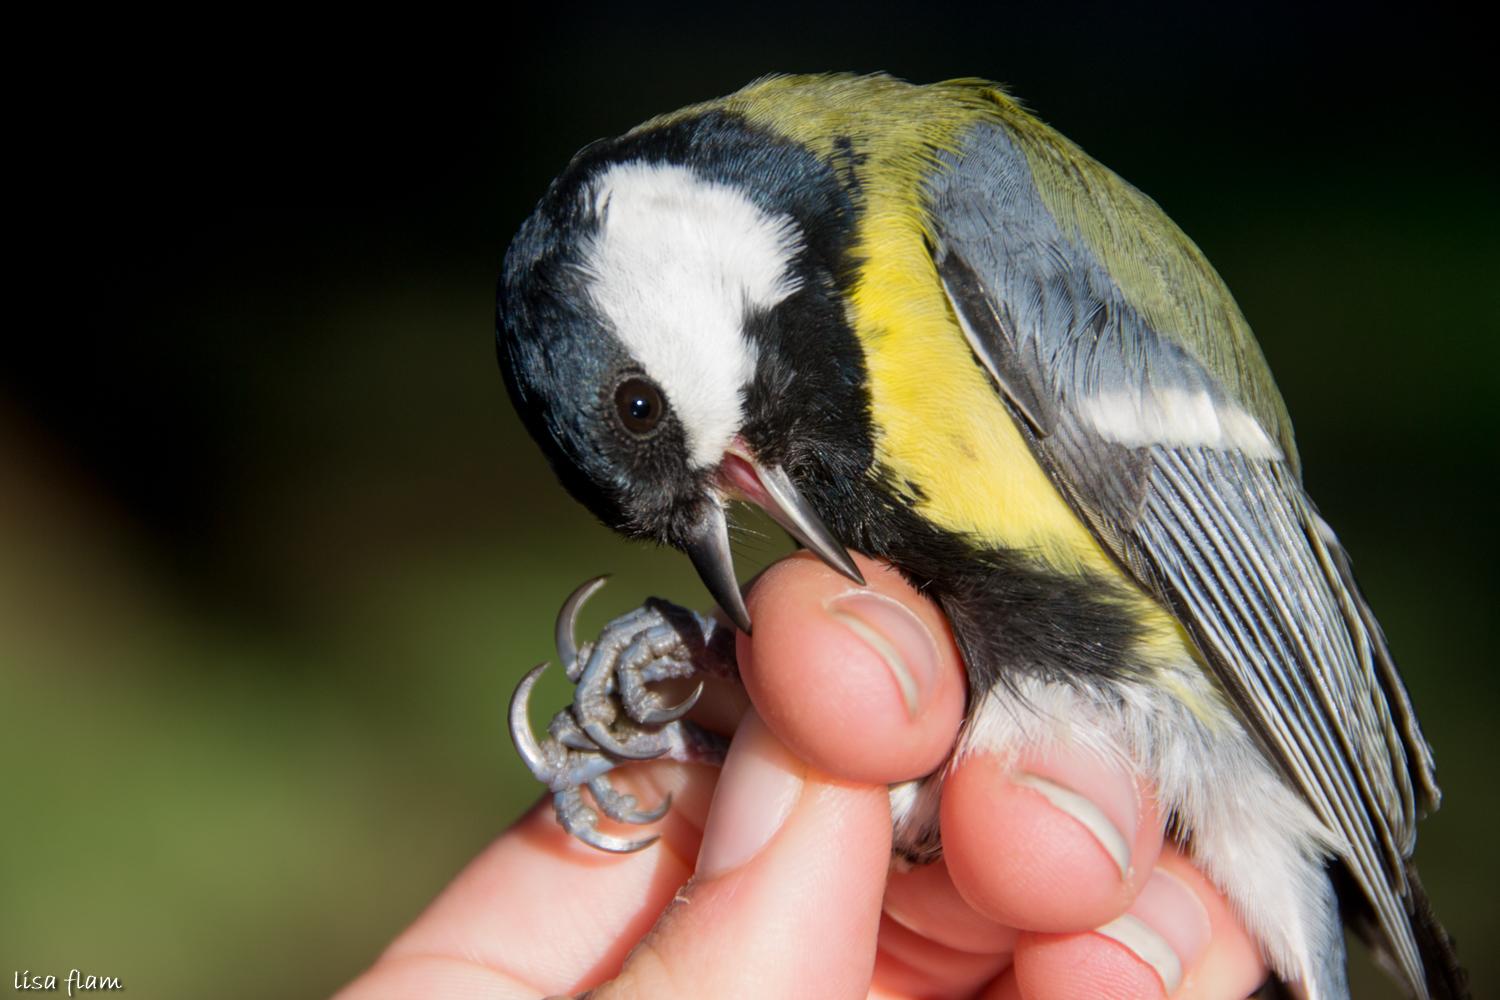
[557,575,610,680]
[584,720,671,761]
[588,778,673,824]
[509,663,552,779]
[553,789,660,853]
[555,728,601,752]
[635,680,704,725]
[623,791,673,824]
[576,825,660,854]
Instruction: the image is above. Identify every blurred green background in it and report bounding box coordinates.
[3,3,1494,996]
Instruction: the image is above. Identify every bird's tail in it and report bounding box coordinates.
[1406,863,1469,1000]
[1332,859,1469,1000]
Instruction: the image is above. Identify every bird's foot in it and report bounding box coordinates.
[509,577,734,852]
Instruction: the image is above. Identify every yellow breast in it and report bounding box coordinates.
[652,75,1221,713]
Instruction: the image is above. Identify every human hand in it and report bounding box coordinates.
[335,552,1269,999]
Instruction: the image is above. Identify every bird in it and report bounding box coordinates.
[494,73,1466,1000]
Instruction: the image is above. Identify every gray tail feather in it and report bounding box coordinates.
[1406,864,1469,1000]
[1331,860,1468,999]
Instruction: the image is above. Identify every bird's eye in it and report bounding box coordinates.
[614,376,665,435]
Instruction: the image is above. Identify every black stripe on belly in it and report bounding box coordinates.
[828,464,1152,702]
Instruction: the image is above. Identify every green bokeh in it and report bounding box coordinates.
[4,8,1494,997]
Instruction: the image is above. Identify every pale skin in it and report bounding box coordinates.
[336,552,1270,1000]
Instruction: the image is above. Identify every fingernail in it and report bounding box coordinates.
[696,708,804,878]
[828,592,939,719]
[1095,868,1212,995]
[1011,771,1133,879]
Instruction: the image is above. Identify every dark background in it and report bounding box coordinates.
[3,3,1494,996]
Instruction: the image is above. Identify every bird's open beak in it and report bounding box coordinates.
[683,446,865,634]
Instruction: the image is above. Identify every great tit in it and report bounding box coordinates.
[496,74,1465,1000]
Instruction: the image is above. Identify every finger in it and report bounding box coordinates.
[339,759,717,998]
[882,858,1019,955]
[874,859,1018,998]
[1152,845,1266,1000]
[1010,841,1267,1000]
[593,708,892,1000]
[941,743,1165,932]
[739,551,967,785]
[870,742,1160,1000]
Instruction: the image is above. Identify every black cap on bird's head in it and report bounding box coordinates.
[497,111,873,631]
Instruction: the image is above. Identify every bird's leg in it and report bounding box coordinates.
[509,577,734,852]
[613,597,738,722]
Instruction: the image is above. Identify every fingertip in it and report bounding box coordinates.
[1008,845,1268,1000]
[613,714,892,999]
[1014,930,1166,1000]
[941,747,1163,932]
[740,552,965,784]
[695,708,805,879]
[1155,845,1267,1000]
[883,858,1019,956]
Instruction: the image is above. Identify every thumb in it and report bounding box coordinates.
[588,708,892,1000]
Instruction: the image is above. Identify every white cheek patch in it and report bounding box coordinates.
[1079,388,1282,458]
[584,161,803,469]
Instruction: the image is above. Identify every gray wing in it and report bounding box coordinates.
[925,120,1440,993]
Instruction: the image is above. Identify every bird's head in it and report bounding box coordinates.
[497,112,873,630]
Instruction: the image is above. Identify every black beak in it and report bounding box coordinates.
[683,457,864,634]
[751,462,866,587]
[683,503,753,633]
